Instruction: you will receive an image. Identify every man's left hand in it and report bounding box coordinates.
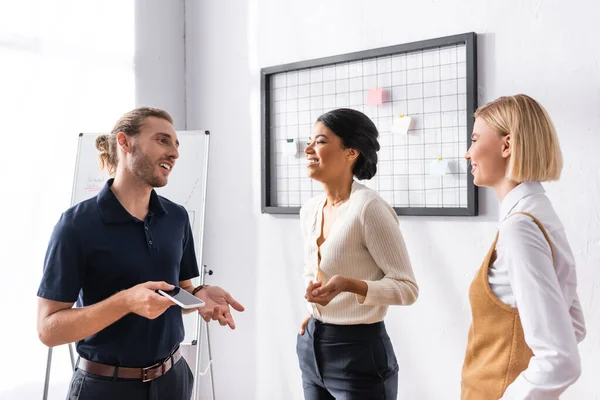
[194,286,245,329]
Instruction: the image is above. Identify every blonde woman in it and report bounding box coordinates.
[461,95,586,399]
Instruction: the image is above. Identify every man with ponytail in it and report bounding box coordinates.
[36,107,244,399]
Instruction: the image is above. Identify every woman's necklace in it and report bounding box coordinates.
[327,193,350,208]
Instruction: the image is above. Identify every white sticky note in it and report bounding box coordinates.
[391,115,412,135]
[429,158,449,176]
[284,138,298,155]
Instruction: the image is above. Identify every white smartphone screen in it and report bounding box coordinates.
[157,286,205,309]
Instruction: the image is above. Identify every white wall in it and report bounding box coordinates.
[0,1,186,399]
[185,0,260,396]
[134,0,186,129]
[186,0,600,399]
[2,1,598,399]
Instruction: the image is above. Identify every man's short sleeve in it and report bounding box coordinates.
[179,210,200,282]
[37,213,85,303]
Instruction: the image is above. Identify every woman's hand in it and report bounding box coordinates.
[305,275,348,306]
[299,314,311,335]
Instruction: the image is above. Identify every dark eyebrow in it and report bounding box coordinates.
[156,132,179,147]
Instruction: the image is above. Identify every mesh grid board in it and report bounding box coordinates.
[261,33,478,216]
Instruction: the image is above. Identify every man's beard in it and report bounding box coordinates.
[131,145,167,188]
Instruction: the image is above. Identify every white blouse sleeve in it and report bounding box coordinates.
[498,215,582,399]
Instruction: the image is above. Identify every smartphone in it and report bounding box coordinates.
[157,286,206,309]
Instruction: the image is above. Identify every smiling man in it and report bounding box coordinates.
[36,107,244,400]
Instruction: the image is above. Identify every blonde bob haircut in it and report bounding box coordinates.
[474,94,562,182]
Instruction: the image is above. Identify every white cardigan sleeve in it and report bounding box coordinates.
[357,198,419,306]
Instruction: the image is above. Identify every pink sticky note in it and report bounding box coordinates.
[367,88,383,105]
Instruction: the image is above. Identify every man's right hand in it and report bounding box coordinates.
[37,281,176,347]
[124,281,175,319]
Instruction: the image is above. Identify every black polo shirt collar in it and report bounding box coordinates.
[96,178,167,223]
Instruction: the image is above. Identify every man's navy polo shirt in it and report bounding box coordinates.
[37,178,199,367]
